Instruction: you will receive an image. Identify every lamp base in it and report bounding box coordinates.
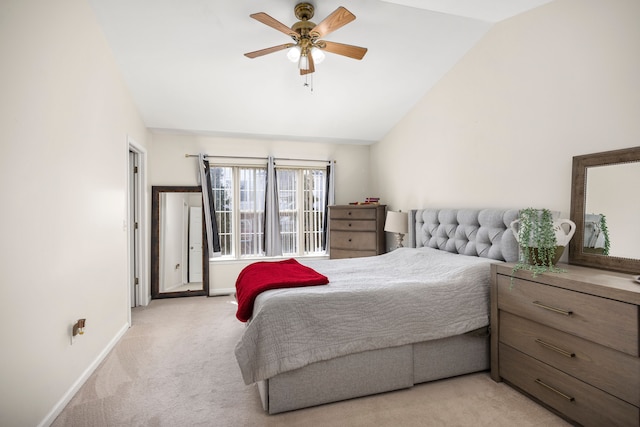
[394,233,405,249]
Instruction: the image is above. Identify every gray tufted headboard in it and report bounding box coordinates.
[407,209,520,262]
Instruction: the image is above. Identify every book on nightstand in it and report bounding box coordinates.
[349,197,380,205]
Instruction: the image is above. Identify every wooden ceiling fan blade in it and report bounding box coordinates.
[250,12,299,40]
[310,7,355,39]
[321,41,367,60]
[244,44,293,59]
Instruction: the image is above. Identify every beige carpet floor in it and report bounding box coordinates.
[53,295,571,427]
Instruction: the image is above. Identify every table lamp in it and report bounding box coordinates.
[384,210,409,249]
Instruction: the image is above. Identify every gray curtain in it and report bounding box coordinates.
[198,154,221,258]
[322,160,336,250]
[263,156,282,256]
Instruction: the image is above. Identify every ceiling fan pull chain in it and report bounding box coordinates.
[302,73,313,92]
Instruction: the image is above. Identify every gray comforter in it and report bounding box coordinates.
[234,247,498,385]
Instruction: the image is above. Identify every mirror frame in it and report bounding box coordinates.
[569,146,640,274]
[151,186,209,299]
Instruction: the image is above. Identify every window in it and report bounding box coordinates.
[210,164,327,259]
[210,166,234,257]
[277,169,297,254]
[239,168,266,256]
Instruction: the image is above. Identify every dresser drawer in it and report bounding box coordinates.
[331,231,377,250]
[500,311,640,406]
[497,275,639,356]
[330,208,378,220]
[499,344,639,427]
[330,219,376,232]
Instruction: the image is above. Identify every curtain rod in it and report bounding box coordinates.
[184,154,333,164]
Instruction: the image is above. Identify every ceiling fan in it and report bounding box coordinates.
[244,2,367,75]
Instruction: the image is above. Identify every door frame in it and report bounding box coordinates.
[127,136,149,315]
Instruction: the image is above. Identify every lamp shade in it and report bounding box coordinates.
[311,47,325,64]
[384,211,408,234]
[287,46,301,62]
[298,54,309,70]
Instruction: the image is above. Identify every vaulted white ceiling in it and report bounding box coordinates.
[88,0,553,144]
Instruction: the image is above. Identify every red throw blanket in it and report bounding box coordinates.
[235,258,329,322]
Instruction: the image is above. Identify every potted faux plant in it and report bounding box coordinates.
[599,214,611,255]
[510,207,576,277]
[583,213,610,255]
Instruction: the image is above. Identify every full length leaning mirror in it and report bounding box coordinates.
[569,146,640,274]
[151,186,209,298]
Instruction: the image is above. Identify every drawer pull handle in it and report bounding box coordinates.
[535,339,575,358]
[532,301,573,316]
[535,379,575,402]
[348,238,352,242]
[348,223,352,227]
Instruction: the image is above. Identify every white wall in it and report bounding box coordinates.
[148,132,372,294]
[0,1,148,426]
[371,0,640,220]
[148,132,372,204]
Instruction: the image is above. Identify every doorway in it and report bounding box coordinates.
[128,137,148,309]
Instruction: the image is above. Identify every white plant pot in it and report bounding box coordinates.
[510,218,576,247]
[510,215,576,265]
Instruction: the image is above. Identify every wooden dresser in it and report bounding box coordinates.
[329,204,386,259]
[490,263,640,427]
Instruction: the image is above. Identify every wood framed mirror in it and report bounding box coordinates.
[151,186,209,298]
[569,146,640,274]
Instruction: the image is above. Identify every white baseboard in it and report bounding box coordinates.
[209,287,234,296]
[38,322,130,427]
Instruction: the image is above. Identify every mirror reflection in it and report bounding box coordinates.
[152,186,209,299]
[584,162,640,259]
[159,192,203,293]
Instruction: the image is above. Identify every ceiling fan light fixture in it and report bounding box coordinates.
[245,3,366,83]
[311,47,325,64]
[298,54,309,70]
[287,45,301,62]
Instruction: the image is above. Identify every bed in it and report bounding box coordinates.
[234,208,520,414]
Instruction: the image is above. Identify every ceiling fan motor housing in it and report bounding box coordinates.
[294,3,314,21]
[292,3,316,42]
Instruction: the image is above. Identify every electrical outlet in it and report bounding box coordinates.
[70,318,86,345]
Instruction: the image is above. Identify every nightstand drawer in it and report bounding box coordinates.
[499,344,639,427]
[500,311,640,406]
[497,275,639,356]
[330,208,377,220]
[330,219,375,231]
[331,231,377,250]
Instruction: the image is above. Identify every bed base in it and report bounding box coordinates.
[258,332,489,414]
[253,207,520,414]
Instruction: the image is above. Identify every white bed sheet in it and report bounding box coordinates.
[234,247,499,385]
